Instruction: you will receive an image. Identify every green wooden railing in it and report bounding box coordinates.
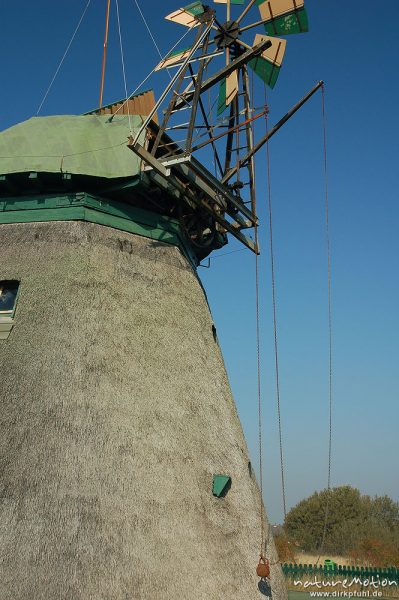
[282,563,399,583]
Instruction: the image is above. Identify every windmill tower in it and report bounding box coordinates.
[0,1,318,598]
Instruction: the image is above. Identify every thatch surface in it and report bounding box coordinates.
[0,221,287,600]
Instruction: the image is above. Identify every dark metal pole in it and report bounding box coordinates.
[173,38,272,111]
[242,65,257,218]
[224,100,237,174]
[150,23,212,155]
[185,36,211,153]
[188,65,224,177]
[222,80,324,184]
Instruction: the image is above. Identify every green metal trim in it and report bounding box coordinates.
[0,193,198,267]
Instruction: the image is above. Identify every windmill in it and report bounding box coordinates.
[127,0,317,260]
[0,2,322,599]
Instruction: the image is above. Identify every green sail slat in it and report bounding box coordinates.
[185,1,205,16]
[248,56,280,89]
[264,7,309,35]
[231,0,245,5]
[217,78,227,116]
[166,46,191,59]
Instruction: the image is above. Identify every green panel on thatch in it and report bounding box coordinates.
[217,78,227,116]
[264,8,309,35]
[212,475,231,498]
[249,56,281,89]
[0,115,144,180]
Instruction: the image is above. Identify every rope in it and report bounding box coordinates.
[115,0,132,133]
[99,0,112,107]
[132,0,162,57]
[111,25,194,118]
[251,79,265,557]
[255,239,265,556]
[316,82,333,562]
[212,248,247,259]
[36,0,92,115]
[131,0,171,80]
[264,105,287,520]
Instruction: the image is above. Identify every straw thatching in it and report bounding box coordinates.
[0,220,287,600]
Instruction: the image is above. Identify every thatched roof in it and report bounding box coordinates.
[0,220,287,599]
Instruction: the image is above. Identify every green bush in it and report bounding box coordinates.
[284,486,399,560]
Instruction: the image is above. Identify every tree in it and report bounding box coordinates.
[284,486,399,560]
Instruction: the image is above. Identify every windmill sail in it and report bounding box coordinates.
[249,34,287,88]
[155,47,192,71]
[256,0,309,35]
[165,1,205,26]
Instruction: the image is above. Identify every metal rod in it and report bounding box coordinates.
[166,123,229,131]
[242,65,257,218]
[191,108,268,151]
[240,17,274,33]
[152,23,210,155]
[224,100,236,174]
[236,0,258,24]
[132,21,214,146]
[226,0,231,67]
[185,36,210,152]
[173,38,272,111]
[188,65,224,176]
[165,50,224,69]
[233,89,241,182]
[222,80,325,183]
[178,56,216,100]
[99,0,111,107]
[235,39,253,52]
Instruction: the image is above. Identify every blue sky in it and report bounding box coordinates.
[1,0,398,524]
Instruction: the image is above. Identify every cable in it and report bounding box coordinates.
[115,0,132,133]
[255,244,265,556]
[251,96,265,556]
[212,248,247,259]
[36,0,92,115]
[131,0,171,81]
[111,25,195,118]
[132,0,163,59]
[263,103,287,521]
[99,0,112,107]
[316,82,333,562]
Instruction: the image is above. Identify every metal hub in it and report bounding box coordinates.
[214,20,240,50]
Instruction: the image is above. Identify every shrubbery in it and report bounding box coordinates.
[281,486,399,565]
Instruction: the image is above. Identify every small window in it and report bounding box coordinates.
[0,280,20,314]
[0,281,19,340]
